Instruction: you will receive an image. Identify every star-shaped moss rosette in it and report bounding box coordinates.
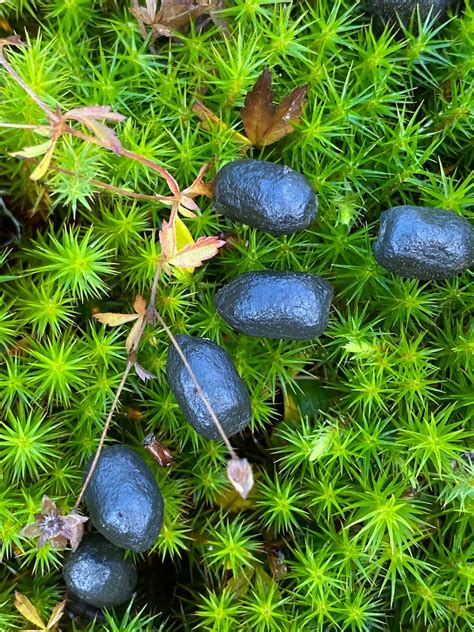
[20,496,88,551]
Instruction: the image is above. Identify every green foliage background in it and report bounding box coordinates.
[0,0,473,630]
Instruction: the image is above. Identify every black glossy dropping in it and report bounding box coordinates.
[373,205,473,280]
[366,0,453,28]
[213,159,318,236]
[214,271,334,340]
[166,335,252,441]
[84,445,164,552]
[63,534,137,609]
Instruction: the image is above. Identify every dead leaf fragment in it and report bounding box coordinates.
[241,68,308,147]
[125,315,145,355]
[159,219,176,260]
[93,312,141,327]
[14,591,66,631]
[133,294,147,316]
[46,600,66,629]
[93,294,148,356]
[133,361,156,382]
[0,35,25,51]
[14,592,45,629]
[131,0,227,49]
[227,457,254,499]
[143,432,174,467]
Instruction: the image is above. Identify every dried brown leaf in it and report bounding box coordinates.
[133,294,147,316]
[126,315,145,355]
[143,433,174,467]
[14,592,45,629]
[192,99,223,129]
[265,84,308,145]
[61,513,88,552]
[93,312,140,327]
[241,68,308,147]
[241,68,274,146]
[46,599,66,629]
[193,101,250,144]
[131,0,226,43]
[0,35,24,51]
[227,458,254,499]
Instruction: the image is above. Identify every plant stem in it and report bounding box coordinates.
[73,360,133,511]
[73,251,238,509]
[72,261,164,510]
[0,53,53,117]
[50,165,172,203]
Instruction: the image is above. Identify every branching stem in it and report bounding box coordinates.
[0,46,241,508]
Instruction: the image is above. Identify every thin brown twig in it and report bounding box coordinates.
[0,51,53,117]
[73,263,164,510]
[73,360,133,511]
[50,164,171,203]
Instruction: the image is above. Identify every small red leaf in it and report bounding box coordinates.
[65,106,126,154]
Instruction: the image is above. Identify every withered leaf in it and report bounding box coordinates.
[143,433,174,467]
[14,592,45,629]
[193,100,250,145]
[131,0,226,46]
[133,294,147,316]
[227,457,254,499]
[125,315,145,355]
[65,106,126,154]
[14,591,66,631]
[93,312,140,327]
[0,35,24,52]
[241,68,308,147]
[133,361,156,382]
[46,599,66,629]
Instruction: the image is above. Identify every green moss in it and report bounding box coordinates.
[0,0,473,630]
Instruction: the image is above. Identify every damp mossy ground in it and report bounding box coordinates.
[0,1,473,630]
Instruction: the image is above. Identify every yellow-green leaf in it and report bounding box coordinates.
[11,139,53,159]
[30,137,57,181]
[174,216,195,273]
